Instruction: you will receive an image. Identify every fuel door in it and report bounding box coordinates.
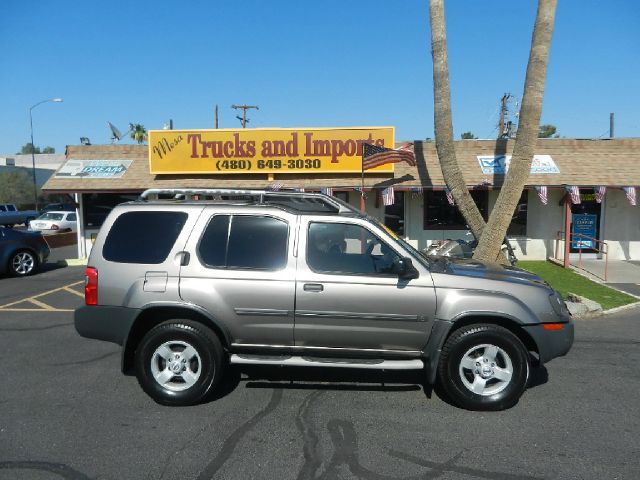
[143,271,168,292]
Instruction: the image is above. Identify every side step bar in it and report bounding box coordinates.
[229,354,424,370]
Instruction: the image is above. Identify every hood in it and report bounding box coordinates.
[426,256,548,288]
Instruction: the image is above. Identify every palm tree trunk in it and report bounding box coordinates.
[473,0,557,263]
[429,0,486,241]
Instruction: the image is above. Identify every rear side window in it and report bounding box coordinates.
[198,215,288,270]
[103,211,187,264]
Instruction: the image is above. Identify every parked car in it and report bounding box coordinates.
[29,211,78,234]
[75,189,573,411]
[0,227,50,276]
[0,203,39,228]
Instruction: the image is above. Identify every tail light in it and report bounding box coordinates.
[85,267,98,306]
[51,224,59,230]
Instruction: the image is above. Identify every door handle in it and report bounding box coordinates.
[174,251,190,266]
[303,283,324,292]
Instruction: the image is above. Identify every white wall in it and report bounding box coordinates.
[602,189,640,260]
[518,189,565,260]
[401,188,640,261]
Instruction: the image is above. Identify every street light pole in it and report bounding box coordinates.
[29,98,63,211]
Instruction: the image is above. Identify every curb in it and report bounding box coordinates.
[603,301,640,315]
[57,258,88,267]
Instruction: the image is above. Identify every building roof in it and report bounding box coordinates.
[42,138,640,193]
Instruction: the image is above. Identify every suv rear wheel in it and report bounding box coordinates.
[437,324,529,411]
[134,320,224,406]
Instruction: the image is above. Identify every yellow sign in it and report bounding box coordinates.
[148,127,395,174]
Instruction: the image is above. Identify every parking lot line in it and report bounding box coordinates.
[26,298,55,310]
[63,286,85,297]
[0,280,83,313]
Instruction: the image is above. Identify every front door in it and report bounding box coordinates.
[294,218,436,354]
[570,188,602,253]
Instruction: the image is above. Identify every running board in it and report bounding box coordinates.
[229,354,424,370]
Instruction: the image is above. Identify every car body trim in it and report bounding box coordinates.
[234,308,292,317]
[295,310,421,322]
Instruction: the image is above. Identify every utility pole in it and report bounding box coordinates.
[498,93,512,138]
[231,104,259,128]
[215,104,219,129]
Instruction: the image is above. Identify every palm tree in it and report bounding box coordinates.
[429,0,486,242]
[129,123,148,144]
[429,0,557,263]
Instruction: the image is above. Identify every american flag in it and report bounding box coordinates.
[362,143,416,171]
[566,185,581,205]
[320,187,333,197]
[444,187,455,206]
[268,182,283,191]
[382,187,395,206]
[534,186,548,205]
[623,186,637,206]
[410,186,423,198]
[595,186,606,203]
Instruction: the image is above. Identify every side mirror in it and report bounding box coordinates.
[393,257,419,280]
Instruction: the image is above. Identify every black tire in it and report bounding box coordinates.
[134,320,225,406]
[9,249,38,277]
[437,324,529,411]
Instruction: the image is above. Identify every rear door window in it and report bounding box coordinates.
[227,216,288,270]
[103,211,187,264]
[198,215,288,270]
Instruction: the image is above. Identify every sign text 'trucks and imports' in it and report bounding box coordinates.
[148,127,395,174]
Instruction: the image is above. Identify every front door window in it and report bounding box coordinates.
[307,222,400,276]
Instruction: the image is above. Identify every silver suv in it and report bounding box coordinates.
[75,189,573,410]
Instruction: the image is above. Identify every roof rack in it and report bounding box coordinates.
[138,188,359,214]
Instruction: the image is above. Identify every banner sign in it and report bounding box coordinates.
[55,159,133,179]
[477,154,560,175]
[571,214,597,249]
[148,127,395,175]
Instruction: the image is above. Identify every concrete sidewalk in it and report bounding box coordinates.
[572,259,640,297]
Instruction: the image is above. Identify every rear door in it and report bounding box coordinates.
[179,207,297,347]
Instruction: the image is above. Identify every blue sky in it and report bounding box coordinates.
[1,0,638,154]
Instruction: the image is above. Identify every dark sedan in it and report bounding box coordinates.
[0,227,50,276]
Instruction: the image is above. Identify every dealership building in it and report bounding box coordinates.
[42,127,640,263]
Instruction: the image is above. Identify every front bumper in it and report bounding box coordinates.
[523,320,574,364]
[75,305,140,346]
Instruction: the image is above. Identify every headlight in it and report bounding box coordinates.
[549,291,570,317]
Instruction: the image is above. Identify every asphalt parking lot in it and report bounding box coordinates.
[0,266,639,480]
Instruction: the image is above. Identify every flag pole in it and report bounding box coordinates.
[360,144,366,214]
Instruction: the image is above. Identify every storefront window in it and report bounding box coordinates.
[385,191,405,236]
[82,193,141,228]
[507,191,528,236]
[423,190,488,230]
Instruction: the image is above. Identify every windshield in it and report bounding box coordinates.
[367,216,430,268]
[39,213,64,220]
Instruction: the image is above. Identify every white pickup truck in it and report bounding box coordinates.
[0,204,39,228]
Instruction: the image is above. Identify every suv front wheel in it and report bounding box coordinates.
[437,324,530,411]
[134,320,224,406]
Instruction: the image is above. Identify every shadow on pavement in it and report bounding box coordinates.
[204,363,549,405]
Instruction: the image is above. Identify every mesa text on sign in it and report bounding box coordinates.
[148,127,395,174]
